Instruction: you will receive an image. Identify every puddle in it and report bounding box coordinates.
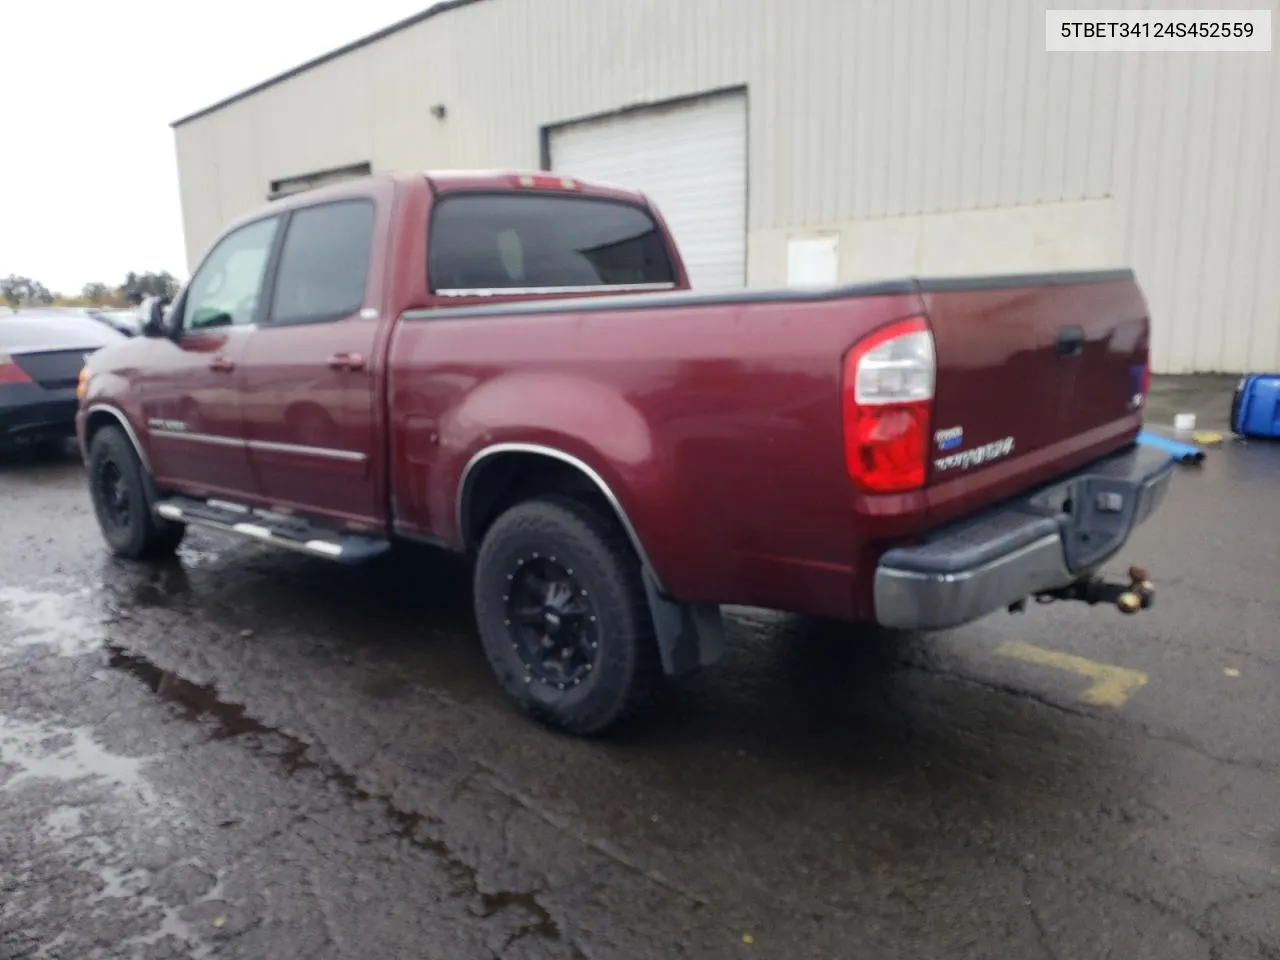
[32,931,71,959]
[43,805,84,840]
[131,906,217,960]
[0,716,157,803]
[175,542,226,570]
[0,585,101,658]
[105,645,308,768]
[92,864,152,902]
[93,857,224,960]
[104,643,562,944]
[125,564,195,611]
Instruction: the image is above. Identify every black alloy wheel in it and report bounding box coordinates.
[473,495,661,735]
[94,458,132,531]
[87,426,186,560]
[504,555,600,690]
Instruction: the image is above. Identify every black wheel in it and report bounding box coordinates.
[88,426,185,560]
[473,496,661,736]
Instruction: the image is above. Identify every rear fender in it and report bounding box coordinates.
[449,375,722,677]
[445,372,662,548]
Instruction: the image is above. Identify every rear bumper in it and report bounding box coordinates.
[873,444,1174,631]
[0,384,78,446]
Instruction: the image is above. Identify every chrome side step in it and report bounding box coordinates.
[154,496,390,564]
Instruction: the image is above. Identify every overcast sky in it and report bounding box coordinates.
[0,0,435,296]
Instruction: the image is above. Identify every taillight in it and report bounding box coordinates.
[842,317,935,494]
[0,353,32,385]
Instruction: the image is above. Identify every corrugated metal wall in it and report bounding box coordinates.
[174,0,1280,373]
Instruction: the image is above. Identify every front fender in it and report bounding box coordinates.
[81,373,151,469]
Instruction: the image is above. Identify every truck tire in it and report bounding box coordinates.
[88,426,185,560]
[473,495,661,735]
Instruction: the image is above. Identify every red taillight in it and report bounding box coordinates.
[0,353,32,385]
[513,174,581,191]
[842,317,936,494]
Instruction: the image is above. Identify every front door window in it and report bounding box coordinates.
[182,217,280,332]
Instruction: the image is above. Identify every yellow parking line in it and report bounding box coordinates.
[994,641,1149,708]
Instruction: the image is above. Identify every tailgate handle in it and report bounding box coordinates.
[1056,325,1085,358]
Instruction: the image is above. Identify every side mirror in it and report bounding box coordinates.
[141,296,173,338]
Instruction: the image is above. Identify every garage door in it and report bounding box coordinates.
[548,92,747,292]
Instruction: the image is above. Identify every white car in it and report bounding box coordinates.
[89,308,144,338]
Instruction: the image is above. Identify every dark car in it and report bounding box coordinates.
[2,310,125,453]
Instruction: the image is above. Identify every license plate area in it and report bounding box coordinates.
[1031,475,1141,573]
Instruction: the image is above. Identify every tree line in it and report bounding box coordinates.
[2,271,181,311]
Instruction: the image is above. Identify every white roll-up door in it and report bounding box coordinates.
[548,92,747,291]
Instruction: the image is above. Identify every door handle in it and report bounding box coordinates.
[327,352,366,371]
[209,356,236,372]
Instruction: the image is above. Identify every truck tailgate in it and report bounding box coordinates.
[921,270,1149,521]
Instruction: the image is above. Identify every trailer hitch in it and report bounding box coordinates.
[1011,565,1155,616]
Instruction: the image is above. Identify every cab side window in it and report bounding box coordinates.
[182,216,280,331]
[267,199,375,325]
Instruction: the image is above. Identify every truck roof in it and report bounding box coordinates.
[217,169,652,239]
[424,170,649,204]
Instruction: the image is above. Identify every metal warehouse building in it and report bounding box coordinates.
[172,0,1280,374]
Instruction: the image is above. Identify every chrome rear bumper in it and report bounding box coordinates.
[873,444,1174,631]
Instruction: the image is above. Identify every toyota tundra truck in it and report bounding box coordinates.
[76,170,1172,735]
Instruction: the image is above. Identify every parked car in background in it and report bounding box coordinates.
[77,170,1171,735]
[2,310,125,454]
[89,308,144,338]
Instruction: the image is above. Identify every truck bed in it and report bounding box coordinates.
[387,268,1149,621]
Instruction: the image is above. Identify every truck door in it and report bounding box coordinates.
[237,196,386,530]
[139,215,280,497]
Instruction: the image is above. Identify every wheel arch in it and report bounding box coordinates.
[456,442,662,589]
[84,404,151,474]
[459,443,725,679]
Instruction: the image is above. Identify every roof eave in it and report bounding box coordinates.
[170,0,486,129]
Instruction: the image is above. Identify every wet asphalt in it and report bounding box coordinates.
[2,376,1278,959]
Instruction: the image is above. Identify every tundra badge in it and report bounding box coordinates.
[934,436,1016,472]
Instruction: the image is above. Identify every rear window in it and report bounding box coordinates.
[428,193,676,294]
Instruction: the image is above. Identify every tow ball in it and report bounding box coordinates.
[1011,565,1155,616]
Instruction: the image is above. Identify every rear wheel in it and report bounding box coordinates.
[88,426,185,560]
[473,496,661,736]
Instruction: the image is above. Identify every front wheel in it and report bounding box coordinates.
[473,496,661,736]
[88,426,185,560]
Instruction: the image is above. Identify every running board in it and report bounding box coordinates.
[153,496,391,564]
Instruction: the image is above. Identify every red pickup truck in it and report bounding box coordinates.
[77,170,1171,734]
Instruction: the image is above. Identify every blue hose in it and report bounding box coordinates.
[1138,430,1205,464]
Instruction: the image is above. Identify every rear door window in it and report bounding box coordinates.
[268,199,375,325]
[429,193,676,294]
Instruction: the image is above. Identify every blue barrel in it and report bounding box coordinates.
[1230,375,1280,439]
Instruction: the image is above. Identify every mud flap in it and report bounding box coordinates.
[641,566,725,677]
